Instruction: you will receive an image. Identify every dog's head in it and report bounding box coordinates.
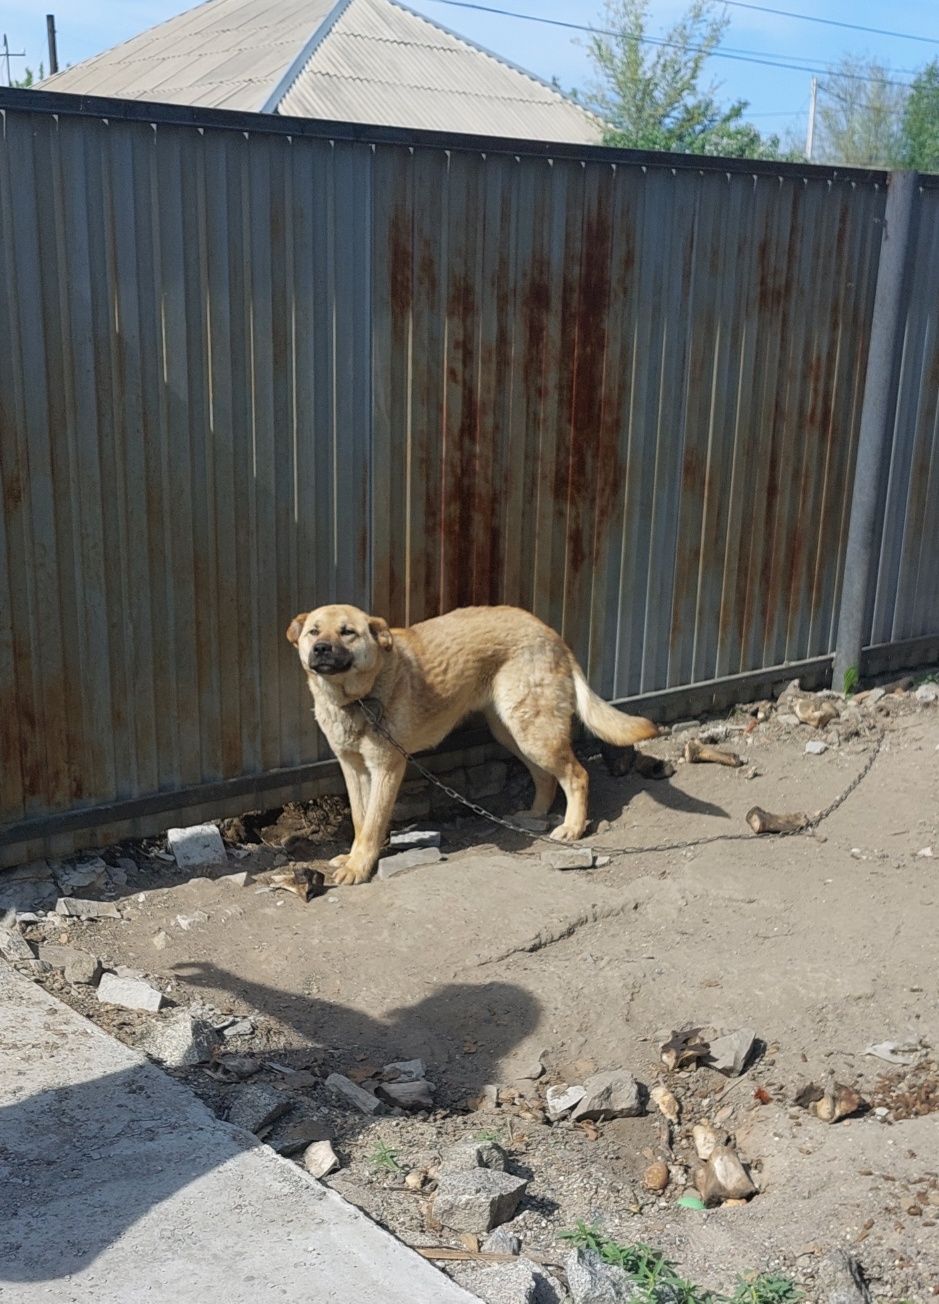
[286,603,393,680]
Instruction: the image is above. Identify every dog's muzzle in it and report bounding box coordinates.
[309,642,353,675]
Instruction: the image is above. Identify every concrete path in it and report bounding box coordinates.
[0,965,476,1303]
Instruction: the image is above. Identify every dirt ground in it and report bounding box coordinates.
[9,678,939,1301]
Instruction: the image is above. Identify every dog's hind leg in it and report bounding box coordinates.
[484,707,557,816]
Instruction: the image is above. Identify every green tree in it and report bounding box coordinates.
[582,0,782,159]
[12,64,44,88]
[901,59,939,172]
[813,57,907,167]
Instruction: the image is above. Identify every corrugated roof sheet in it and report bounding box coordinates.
[278,0,601,141]
[39,0,602,143]
[40,0,339,111]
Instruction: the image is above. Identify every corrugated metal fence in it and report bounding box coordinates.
[1,91,937,866]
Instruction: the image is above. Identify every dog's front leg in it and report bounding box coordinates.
[331,751,406,885]
[331,754,370,867]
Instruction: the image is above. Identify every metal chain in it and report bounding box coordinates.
[356,699,884,862]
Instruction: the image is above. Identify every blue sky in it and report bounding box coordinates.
[2,0,938,143]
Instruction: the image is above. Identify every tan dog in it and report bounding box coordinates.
[287,604,657,885]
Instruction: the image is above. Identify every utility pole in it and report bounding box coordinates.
[805,76,818,161]
[2,33,27,86]
[46,14,58,75]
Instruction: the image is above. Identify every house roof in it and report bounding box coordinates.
[40,0,603,143]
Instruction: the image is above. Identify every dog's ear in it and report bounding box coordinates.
[368,616,393,651]
[286,613,309,645]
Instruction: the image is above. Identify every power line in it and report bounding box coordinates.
[423,0,918,88]
[720,0,939,48]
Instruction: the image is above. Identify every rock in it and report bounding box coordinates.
[482,1226,522,1255]
[650,1084,680,1124]
[705,1028,756,1076]
[376,847,442,879]
[325,1072,384,1115]
[916,846,934,859]
[694,1144,756,1205]
[391,789,432,822]
[804,739,828,755]
[175,910,210,930]
[566,1248,636,1303]
[669,720,699,734]
[914,682,938,703]
[514,1058,545,1082]
[0,860,58,913]
[302,1139,340,1179]
[220,870,250,887]
[774,677,801,701]
[54,897,121,919]
[273,1117,330,1155]
[463,1259,540,1304]
[465,761,509,799]
[139,1011,218,1067]
[0,923,45,971]
[52,856,109,895]
[571,1070,643,1122]
[433,1169,527,1232]
[96,972,164,1012]
[151,930,171,951]
[388,830,442,851]
[382,1057,426,1081]
[377,1079,435,1110]
[65,952,101,985]
[863,687,886,706]
[545,1083,586,1121]
[539,847,595,870]
[440,1138,508,1173]
[227,1083,292,1134]
[512,814,551,833]
[692,1122,726,1161]
[815,1250,871,1304]
[221,1017,255,1039]
[643,1160,669,1192]
[166,823,227,869]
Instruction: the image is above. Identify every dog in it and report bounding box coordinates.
[286,604,658,884]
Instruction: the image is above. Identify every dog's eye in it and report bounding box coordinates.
[309,628,319,638]
[340,627,356,638]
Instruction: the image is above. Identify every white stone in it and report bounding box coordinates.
[377,848,442,879]
[914,682,938,703]
[96,972,164,1012]
[325,1073,384,1115]
[388,830,442,850]
[303,1139,340,1179]
[54,897,121,919]
[166,823,227,870]
[545,1083,586,1121]
[804,739,828,755]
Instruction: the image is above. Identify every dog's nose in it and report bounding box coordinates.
[313,640,333,656]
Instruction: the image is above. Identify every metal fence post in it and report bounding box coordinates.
[832,171,919,691]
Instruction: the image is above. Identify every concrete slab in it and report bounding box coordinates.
[0,965,476,1303]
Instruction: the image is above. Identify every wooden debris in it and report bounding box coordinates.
[746,806,811,835]
[661,1027,710,1071]
[270,867,327,901]
[684,739,743,768]
[793,699,840,729]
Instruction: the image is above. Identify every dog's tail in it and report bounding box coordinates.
[573,665,659,746]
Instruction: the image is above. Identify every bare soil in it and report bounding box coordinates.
[14,683,939,1301]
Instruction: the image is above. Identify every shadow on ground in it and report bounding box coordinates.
[0,977,538,1282]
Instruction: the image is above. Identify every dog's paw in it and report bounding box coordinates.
[328,853,351,869]
[549,822,584,843]
[331,858,375,886]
